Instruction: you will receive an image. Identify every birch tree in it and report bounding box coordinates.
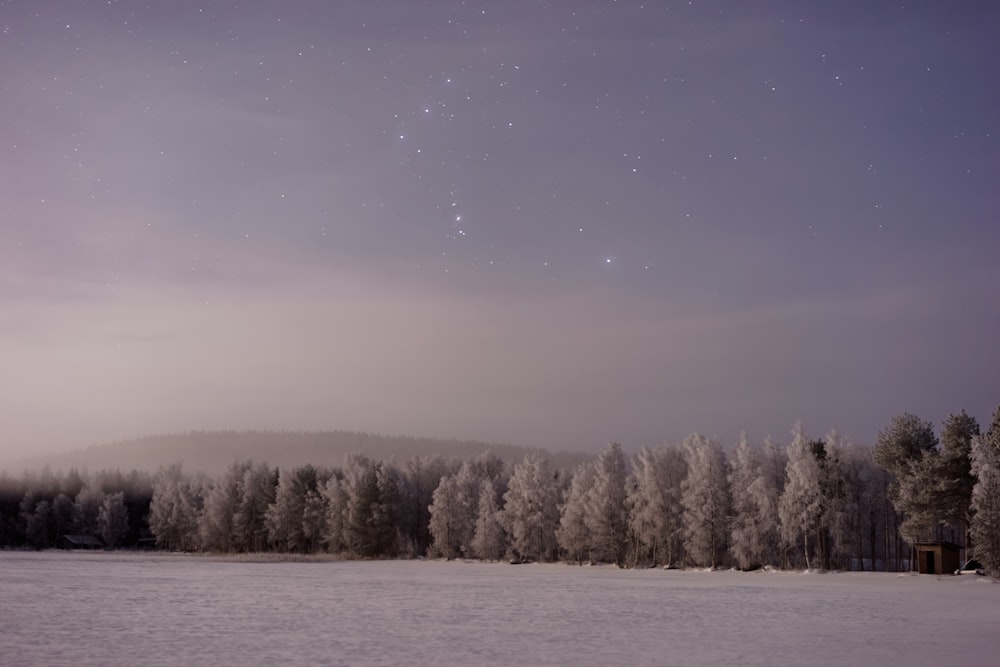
[778,422,824,569]
[148,464,202,551]
[628,444,687,567]
[471,478,506,561]
[502,453,560,562]
[680,433,730,568]
[557,461,595,564]
[97,491,130,547]
[584,442,629,566]
[729,432,768,570]
[428,475,463,559]
[199,460,249,552]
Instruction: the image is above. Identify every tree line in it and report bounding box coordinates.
[3,408,999,576]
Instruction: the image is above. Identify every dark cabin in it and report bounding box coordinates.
[914,541,961,575]
[62,534,104,550]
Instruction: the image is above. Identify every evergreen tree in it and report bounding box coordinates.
[936,410,980,534]
[970,433,1000,577]
[51,493,75,544]
[874,413,939,544]
[398,456,452,557]
[343,457,400,558]
[234,462,276,552]
[874,413,939,476]
[266,464,325,553]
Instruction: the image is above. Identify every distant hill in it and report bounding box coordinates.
[7,430,592,476]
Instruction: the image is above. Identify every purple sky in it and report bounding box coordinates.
[2,1,998,460]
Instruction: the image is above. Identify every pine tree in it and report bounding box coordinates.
[266,464,325,553]
[936,411,980,535]
[233,462,276,552]
[343,457,400,558]
[970,432,1000,577]
[874,413,939,546]
[398,456,452,557]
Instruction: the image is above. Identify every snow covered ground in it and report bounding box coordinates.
[0,552,995,666]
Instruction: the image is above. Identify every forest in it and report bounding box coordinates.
[2,408,999,577]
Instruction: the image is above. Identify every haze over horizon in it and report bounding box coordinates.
[3,1,998,462]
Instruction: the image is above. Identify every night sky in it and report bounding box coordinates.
[3,0,999,460]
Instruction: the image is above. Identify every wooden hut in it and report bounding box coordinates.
[62,534,104,550]
[914,541,961,575]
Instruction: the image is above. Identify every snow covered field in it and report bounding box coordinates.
[0,552,996,666]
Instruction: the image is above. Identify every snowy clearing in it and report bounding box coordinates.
[0,552,996,666]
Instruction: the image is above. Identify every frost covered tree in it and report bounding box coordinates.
[874,413,938,544]
[233,462,276,552]
[19,492,52,548]
[199,460,250,552]
[148,464,202,551]
[879,411,978,548]
[628,444,687,567]
[428,475,463,559]
[935,411,980,537]
[584,442,630,566]
[874,413,939,477]
[398,456,452,557]
[502,453,560,562]
[970,414,1000,576]
[321,474,349,553]
[778,423,825,569]
[428,461,482,558]
[680,433,730,568]
[471,478,506,561]
[342,456,401,557]
[97,491,129,547]
[728,432,771,570]
[266,464,327,553]
[557,461,596,564]
[819,431,853,570]
[73,483,105,536]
